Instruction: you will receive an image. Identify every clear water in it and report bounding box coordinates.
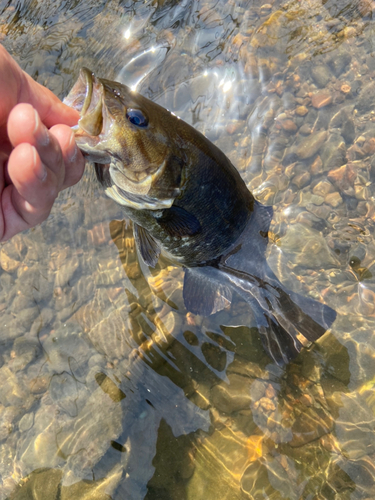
[1,0,375,498]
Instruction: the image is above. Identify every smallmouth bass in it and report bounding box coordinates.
[65,68,336,365]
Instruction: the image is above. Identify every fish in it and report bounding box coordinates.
[64,68,336,366]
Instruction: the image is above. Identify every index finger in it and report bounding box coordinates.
[19,71,80,128]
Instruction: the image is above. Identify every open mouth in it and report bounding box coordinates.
[64,68,106,150]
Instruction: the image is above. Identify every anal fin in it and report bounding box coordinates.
[183,267,232,316]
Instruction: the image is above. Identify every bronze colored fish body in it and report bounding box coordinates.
[66,70,254,266]
[65,68,336,365]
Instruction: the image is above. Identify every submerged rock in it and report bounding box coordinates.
[293,131,327,159]
[277,223,338,267]
[310,64,331,88]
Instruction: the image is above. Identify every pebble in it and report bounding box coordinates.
[156,309,183,337]
[286,163,300,181]
[11,337,41,372]
[357,81,375,113]
[341,26,356,39]
[0,406,20,441]
[0,249,20,274]
[0,272,14,292]
[265,384,277,399]
[294,131,327,159]
[201,342,227,371]
[306,203,331,220]
[16,306,41,330]
[295,105,308,116]
[255,397,275,413]
[310,64,331,88]
[312,180,334,197]
[50,372,81,417]
[329,51,351,77]
[292,171,311,188]
[282,91,296,110]
[250,380,267,401]
[19,412,34,433]
[357,0,372,17]
[299,123,312,135]
[354,185,370,201]
[11,293,35,313]
[327,164,356,190]
[280,119,297,133]
[320,138,346,171]
[311,92,332,109]
[277,223,337,267]
[325,192,343,207]
[341,118,356,144]
[226,121,243,135]
[310,156,323,175]
[183,330,199,346]
[253,181,278,204]
[29,375,50,395]
[260,3,272,14]
[0,315,21,343]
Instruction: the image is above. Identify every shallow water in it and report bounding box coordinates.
[1,0,375,498]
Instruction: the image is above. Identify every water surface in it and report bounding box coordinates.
[1,0,375,498]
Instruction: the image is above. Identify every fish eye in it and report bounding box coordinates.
[126,108,148,127]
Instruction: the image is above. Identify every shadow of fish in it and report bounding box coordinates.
[64,68,336,366]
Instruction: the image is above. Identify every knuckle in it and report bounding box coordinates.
[46,183,59,203]
[64,160,84,188]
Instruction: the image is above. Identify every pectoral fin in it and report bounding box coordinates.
[155,206,201,238]
[183,267,232,316]
[133,223,161,267]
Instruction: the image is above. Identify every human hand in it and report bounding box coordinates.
[0,45,85,241]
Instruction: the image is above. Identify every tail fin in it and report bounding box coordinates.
[212,201,336,365]
[222,264,336,365]
[182,264,336,366]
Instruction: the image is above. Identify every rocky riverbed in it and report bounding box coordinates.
[1,0,375,498]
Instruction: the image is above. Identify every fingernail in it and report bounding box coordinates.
[33,109,49,146]
[68,132,78,162]
[32,146,47,181]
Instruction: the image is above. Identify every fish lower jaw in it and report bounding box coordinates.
[75,140,111,164]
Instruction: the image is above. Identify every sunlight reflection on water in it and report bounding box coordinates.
[1,0,375,498]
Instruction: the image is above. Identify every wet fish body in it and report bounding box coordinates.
[65,68,336,365]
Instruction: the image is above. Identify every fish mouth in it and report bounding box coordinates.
[64,68,110,162]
